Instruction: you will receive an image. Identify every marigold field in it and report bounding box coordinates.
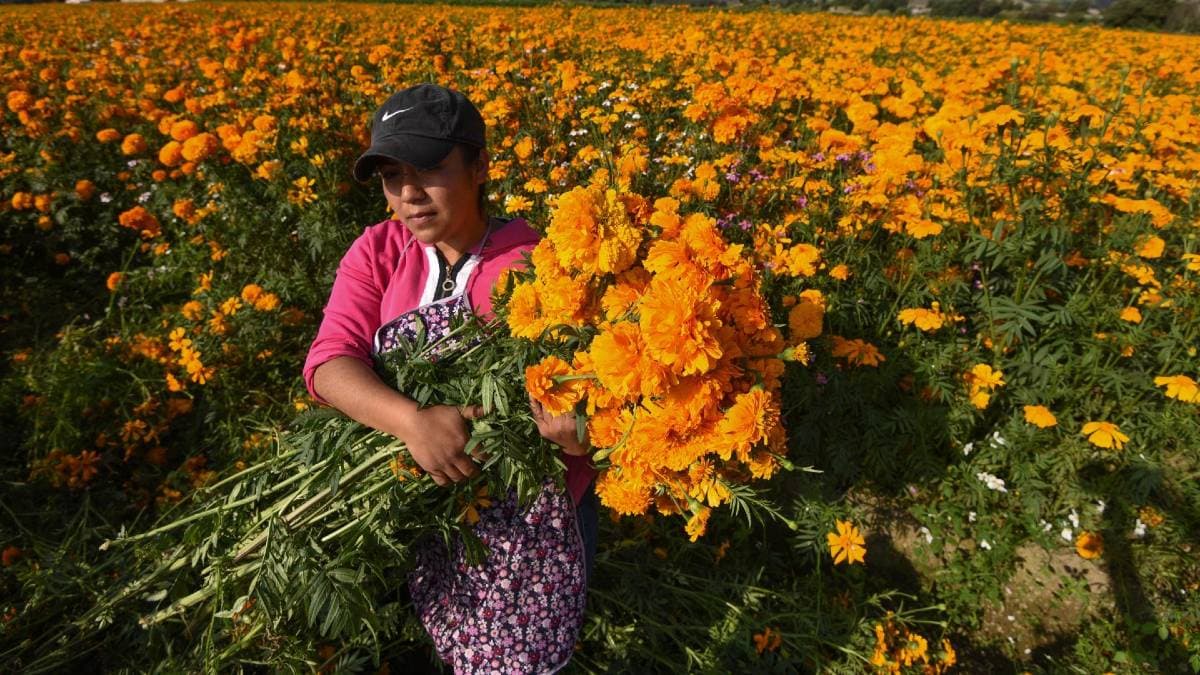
[2,2,1199,672]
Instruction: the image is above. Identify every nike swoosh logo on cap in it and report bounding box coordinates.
[381,106,415,121]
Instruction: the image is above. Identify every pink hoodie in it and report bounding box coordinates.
[303,217,596,505]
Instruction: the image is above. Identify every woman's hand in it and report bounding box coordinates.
[530,396,590,456]
[399,404,486,486]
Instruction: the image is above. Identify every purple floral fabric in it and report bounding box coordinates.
[375,293,476,361]
[375,294,587,674]
[408,478,587,674]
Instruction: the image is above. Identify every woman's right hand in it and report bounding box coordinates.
[399,404,485,486]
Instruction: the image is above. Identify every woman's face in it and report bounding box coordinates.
[378,145,488,248]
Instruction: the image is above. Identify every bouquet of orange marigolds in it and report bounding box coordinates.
[508,185,805,542]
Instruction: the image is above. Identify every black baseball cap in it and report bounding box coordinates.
[352,83,486,182]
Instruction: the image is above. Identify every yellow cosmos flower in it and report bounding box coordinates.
[1081,421,1129,450]
[827,519,866,565]
[1022,405,1057,428]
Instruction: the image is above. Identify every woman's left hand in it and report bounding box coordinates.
[529,395,590,456]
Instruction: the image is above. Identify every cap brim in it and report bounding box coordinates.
[352,135,456,182]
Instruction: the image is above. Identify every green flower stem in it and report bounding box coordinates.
[232,446,396,563]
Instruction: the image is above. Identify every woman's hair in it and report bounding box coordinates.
[458,143,488,217]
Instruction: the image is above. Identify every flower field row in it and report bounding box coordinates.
[1,2,1198,671]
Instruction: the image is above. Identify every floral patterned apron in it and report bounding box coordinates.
[372,226,587,674]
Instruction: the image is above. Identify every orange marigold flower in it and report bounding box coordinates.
[594,468,652,516]
[74,179,95,201]
[1153,375,1199,403]
[1075,531,1103,559]
[525,355,584,416]
[717,388,779,461]
[106,271,125,292]
[95,128,121,143]
[830,335,885,367]
[638,276,723,376]
[169,119,200,142]
[121,133,147,156]
[254,293,280,311]
[1081,421,1128,450]
[827,519,866,565]
[1119,306,1142,323]
[158,141,183,167]
[1,545,21,567]
[898,304,952,332]
[753,627,782,655]
[1022,405,1057,428]
[181,132,218,162]
[1135,235,1165,259]
[117,205,162,239]
[787,290,824,340]
[240,283,263,303]
[685,506,711,542]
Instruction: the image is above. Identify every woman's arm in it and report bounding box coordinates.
[312,356,484,486]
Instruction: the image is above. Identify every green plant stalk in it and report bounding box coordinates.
[232,446,396,562]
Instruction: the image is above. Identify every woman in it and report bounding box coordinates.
[303,83,598,674]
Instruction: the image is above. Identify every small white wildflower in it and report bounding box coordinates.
[1041,520,1052,532]
[1061,527,1074,542]
[918,526,933,544]
[127,159,140,168]
[99,192,113,203]
[990,431,1007,446]
[1068,509,1080,528]
[1095,500,1106,514]
[962,441,974,456]
[1133,519,1146,538]
[980,539,992,550]
[968,511,977,523]
[137,191,151,204]
[976,471,1008,492]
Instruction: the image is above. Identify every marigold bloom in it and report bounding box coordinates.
[787,291,824,340]
[121,133,147,155]
[752,627,782,654]
[1154,375,1199,403]
[684,506,711,542]
[158,141,183,167]
[1119,306,1142,323]
[118,206,162,239]
[1022,405,1057,428]
[74,179,95,201]
[525,355,584,416]
[898,305,948,332]
[830,335,885,367]
[638,276,723,375]
[546,186,642,278]
[594,468,652,516]
[1075,531,1103,559]
[1,546,21,567]
[106,271,125,292]
[181,132,218,162]
[95,128,121,143]
[717,388,779,461]
[169,119,200,142]
[827,519,866,565]
[1081,421,1128,449]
